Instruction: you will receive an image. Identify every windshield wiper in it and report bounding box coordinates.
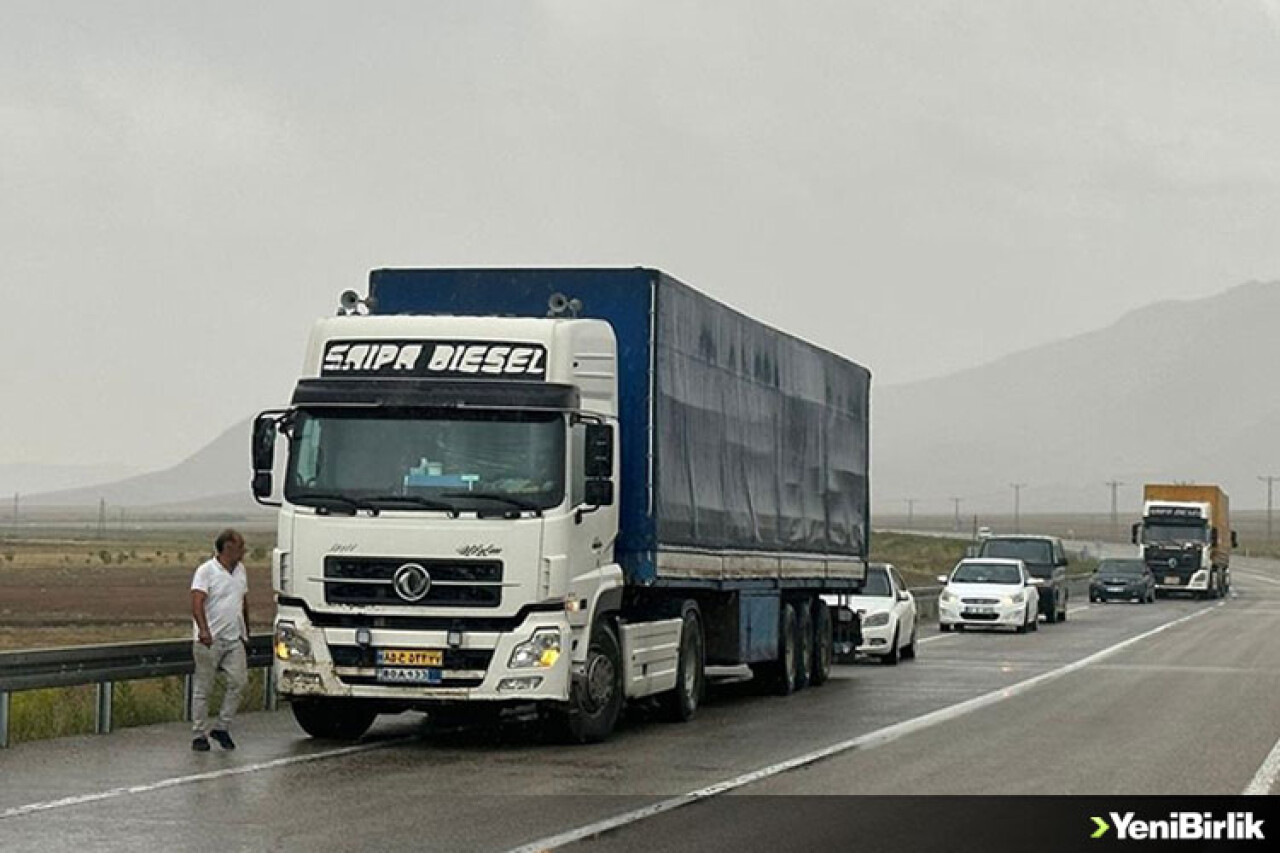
[362,495,461,517]
[292,493,371,516]
[441,491,543,516]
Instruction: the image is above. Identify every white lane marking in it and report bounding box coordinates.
[506,603,1221,853]
[1244,735,1280,795]
[0,737,412,821]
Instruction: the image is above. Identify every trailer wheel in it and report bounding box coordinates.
[659,604,705,723]
[556,618,623,744]
[290,698,377,741]
[795,600,814,689]
[810,600,834,686]
[751,602,799,696]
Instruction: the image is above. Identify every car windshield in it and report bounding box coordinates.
[1097,560,1146,576]
[285,408,566,511]
[951,562,1022,584]
[978,539,1053,564]
[1142,522,1207,545]
[861,568,892,597]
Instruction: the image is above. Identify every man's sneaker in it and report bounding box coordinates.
[192,736,211,752]
[209,729,236,750]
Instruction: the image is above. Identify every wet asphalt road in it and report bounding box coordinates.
[2,562,1278,852]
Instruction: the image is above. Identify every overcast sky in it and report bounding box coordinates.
[4,1,1280,471]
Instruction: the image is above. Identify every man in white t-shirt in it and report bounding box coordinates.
[190,529,250,751]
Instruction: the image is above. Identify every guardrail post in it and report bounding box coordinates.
[0,690,10,749]
[183,674,194,722]
[96,682,114,735]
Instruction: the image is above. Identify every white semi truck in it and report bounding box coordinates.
[253,268,869,742]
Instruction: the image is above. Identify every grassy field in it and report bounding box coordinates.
[869,529,1098,588]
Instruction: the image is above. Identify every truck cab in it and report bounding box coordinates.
[973,534,1070,623]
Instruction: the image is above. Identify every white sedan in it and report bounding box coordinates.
[937,558,1040,633]
[828,563,918,665]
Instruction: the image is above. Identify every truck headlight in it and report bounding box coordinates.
[508,628,561,669]
[274,621,313,662]
[862,611,891,628]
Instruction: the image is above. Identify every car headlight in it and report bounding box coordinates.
[862,611,891,628]
[274,621,313,662]
[940,589,957,604]
[508,628,561,669]
[1005,592,1025,605]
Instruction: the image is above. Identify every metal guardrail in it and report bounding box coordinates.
[0,634,274,749]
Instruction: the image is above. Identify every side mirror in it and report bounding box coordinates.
[1057,557,1069,568]
[1210,527,1219,546]
[1131,522,1140,545]
[583,478,614,507]
[251,412,285,506]
[1231,530,1239,548]
[896,590,909,602]
[1027,577,1045,586]
[584,423,613,479]
[936,574,948,584]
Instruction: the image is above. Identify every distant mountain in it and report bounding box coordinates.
[24,419,253,509]
[874,280,1280,514]
[0,463,140,498]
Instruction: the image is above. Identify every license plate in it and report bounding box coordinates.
[377,649,443,667]
[963,607,994,615]
[376,667,442,684]
[1164,576,1180,586]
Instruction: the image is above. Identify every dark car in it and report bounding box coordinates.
[1089,558,1156,604]
[974,535,1070,623]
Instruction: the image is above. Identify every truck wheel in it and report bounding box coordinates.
[751,602,799,695]
[810,600,834,685]
[557,618,624,744]
[290,698,377,741]
[658,605,705,723]
[795,601,814,689]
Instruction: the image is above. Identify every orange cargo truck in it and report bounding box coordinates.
[1131,484,1236,599]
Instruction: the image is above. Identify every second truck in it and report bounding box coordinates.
[253,268,869,742]
[1132,483,1236,599]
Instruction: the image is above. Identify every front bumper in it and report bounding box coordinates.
[939,600,1028,628]
[1154,569,1209,591]
[273,603,572,703]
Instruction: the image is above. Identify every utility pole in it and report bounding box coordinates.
[950,497,963,531]
[97,498,106,537]
[904,498,918,530]
[1260,475,1280,542]
[1010,483,1027,533]
[11,492,17,526]
[1105,480,1123,539]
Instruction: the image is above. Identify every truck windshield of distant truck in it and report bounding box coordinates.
[284,407,566,511]
[1141,521,1207,545]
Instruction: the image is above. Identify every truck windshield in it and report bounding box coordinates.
[1142,522,1207,544]
[285,408,565,512]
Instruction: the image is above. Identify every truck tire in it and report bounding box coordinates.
[810,600,834,686]
[751,602,799,696]
[557,618,624,744]
[290,698,377,741]
[658,605,705,723]
[795,600,814,689]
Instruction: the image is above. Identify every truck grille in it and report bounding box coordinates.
[329,646,495,670]
[323,557,504,608]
